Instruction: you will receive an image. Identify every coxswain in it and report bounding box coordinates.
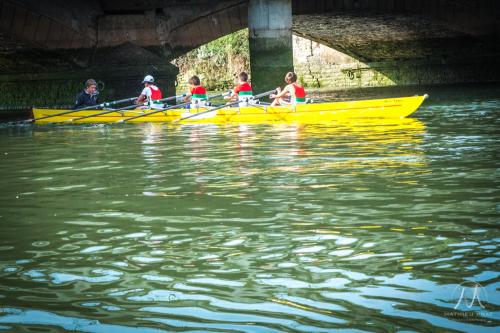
[73,79,99,110]
[270,72,307,106]
[136,75,163,109]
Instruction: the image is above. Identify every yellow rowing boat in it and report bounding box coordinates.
[32,94,428,124]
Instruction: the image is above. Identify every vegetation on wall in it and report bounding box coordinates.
[173,29,250,92]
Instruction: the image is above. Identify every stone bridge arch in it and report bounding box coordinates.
[1,0,499,109]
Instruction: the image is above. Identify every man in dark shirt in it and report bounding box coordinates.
[73,79,100,109]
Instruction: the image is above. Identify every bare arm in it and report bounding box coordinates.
[271,85,292,99]
[136,94,147,104]
[224,90,237,100]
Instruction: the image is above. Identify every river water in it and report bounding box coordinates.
[0,85,498,332]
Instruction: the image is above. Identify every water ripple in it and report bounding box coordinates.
[0,86,499,332]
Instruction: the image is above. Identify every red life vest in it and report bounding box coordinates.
[150,85,162,100]
[234,82,253,96]
[190,86,207,99]
[292,83,306,99]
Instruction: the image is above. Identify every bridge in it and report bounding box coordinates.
[1,0,499,108]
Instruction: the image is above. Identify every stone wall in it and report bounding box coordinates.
[0,44,179,110]
[292,35,390,89]
[292,35,500,90]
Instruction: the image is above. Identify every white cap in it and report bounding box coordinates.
[142,75,154,83]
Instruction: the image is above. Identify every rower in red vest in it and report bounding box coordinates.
[225,72,253,106]
[184,75,207,108]
[136,75,163,109]
[270,72,307,106]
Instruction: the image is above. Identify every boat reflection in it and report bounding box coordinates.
[178,118,426,176]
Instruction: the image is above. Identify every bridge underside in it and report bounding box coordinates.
[294,13,494,63]
[1,0,499,108]
[292,13,500,88]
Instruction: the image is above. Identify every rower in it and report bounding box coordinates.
[270,72,307,107]
[225,72,253,106]
[73,79,99,110]
[136,75,163,109]
[184,75,207,109]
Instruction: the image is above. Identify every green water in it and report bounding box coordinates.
[0,85,499,332]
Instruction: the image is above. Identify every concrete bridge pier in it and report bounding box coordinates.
[248,0,293,93]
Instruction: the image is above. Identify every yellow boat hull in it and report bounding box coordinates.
[32,95,428,124]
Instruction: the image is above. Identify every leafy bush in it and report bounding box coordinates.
[173,29,250,91]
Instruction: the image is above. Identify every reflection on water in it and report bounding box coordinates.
[0,85,499,332]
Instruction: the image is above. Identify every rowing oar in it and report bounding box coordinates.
[174,90,276,123]
[64,94,186,123]
[23,96,138,124]
[75,96,137,111]
[115,91,229,123]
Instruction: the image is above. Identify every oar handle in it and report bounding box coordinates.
[74,96,137,111]
[175,89,276,123]
[75,93,183,112]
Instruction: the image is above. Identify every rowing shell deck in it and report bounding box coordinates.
[32,95,428,124]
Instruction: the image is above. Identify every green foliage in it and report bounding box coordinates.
[174,29,250,91]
